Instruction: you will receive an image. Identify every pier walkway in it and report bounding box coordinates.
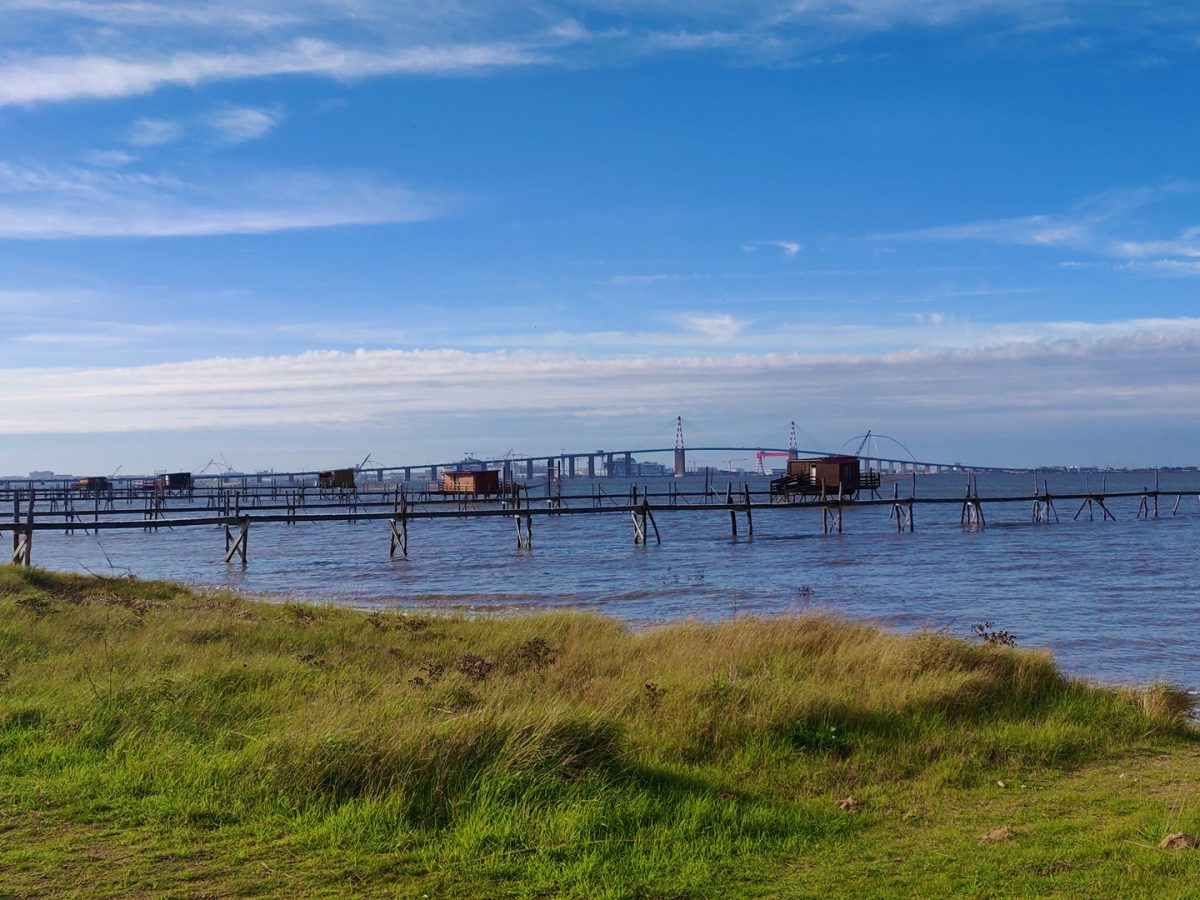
[4,474,1191,568]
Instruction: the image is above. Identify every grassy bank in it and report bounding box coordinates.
[1,566,1198,897]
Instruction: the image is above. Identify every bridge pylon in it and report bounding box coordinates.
[674,416,686,478]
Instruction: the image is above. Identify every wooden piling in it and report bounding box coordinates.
[743,484,753,537]
[224,518,249,564]
[390,517,408,558]
[644,500,661,545]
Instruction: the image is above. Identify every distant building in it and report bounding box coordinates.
[787,455,863,492]
[607,456,670,477]
[317,468,357,489]
[441,469,501,494]
[157,472,193,492]
[28,470,55,479]
[74,476,112,494]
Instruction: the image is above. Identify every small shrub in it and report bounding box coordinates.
[971,621,1017,647]
[409,662,445,688]
[455,653,495,682]
[515,637,556,671]
[397,616,432,633]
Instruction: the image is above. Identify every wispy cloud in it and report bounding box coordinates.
[743,239,803,256]
[3,330,1199,439]
[127,116,183,145]
[84,148,138,167]
[0,2,1191,107]
[873,183,1200,274]
[0,39,548,107]
[678,312,748,342]
[1126,259,1200,276]
[206,104,284,144]
[0,160,447,238]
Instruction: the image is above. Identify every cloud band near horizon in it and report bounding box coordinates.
[2,335,1196,452]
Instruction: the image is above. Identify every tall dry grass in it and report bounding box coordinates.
[0,564,1194,895]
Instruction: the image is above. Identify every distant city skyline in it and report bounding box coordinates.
[2,2,1198,471]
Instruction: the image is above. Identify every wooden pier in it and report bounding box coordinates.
[3,474,1195,568]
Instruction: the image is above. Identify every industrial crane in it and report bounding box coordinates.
[853,430,873,459]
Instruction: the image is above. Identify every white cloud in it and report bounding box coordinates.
[679,312,748,342]
[16,331,131,345]
[206,104,284,144]
[127,116,183,145]
[1128,259,1200,275]
[2,330,1199,436]
[0,1,1186,107]
[0,39,547,107]
[84,148,138,167]
[873,184,1200,274]
[0,160,447,238]
[0,1,308,32]
[743,239,803,256]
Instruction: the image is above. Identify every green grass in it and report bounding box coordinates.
[1,565,1199,897]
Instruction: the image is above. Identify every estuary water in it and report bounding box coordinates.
[23,470,1200,688]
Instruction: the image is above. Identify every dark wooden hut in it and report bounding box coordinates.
[441,469,501,494]
[317,468,357,490]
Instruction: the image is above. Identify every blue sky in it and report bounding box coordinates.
[1,1,1198,473]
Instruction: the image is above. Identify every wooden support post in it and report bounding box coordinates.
[743,484,753,537]
[1033,484,1058,525]
[11,529,31,566]
[224,518,249,565]
[726,484,737,538]
[644,501,660,545]
[1097,498,1116,522]
[390,517,408,558]
[961,477,985,529]
[512,487,532,551]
